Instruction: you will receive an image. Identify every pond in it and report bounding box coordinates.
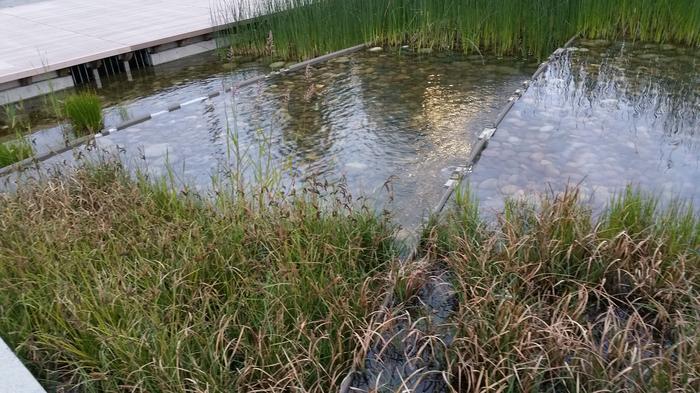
[469,39,700,214]
[4,49,535,228]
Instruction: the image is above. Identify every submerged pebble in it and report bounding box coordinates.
[269,61,286,70]
[500,184,519,194]
[345,162,369,170]
[479,178,498,190]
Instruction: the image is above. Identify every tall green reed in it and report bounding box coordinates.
[218,0,700,60]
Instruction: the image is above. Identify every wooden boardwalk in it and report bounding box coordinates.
[0,0,248,84]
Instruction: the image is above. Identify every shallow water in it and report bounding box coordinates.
[4,49,533,228]
[469,40,700,214]
[1,51,266,142]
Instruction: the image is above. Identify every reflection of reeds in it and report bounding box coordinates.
[545,44,700,146]
[218,0,700,60]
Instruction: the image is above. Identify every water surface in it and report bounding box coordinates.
[1,51,266,143]
[5,49,534,227]
[469,40,700,214]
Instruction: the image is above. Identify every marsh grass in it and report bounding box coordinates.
[416,187,700,392]
[0,134,33,167]
[0,162,396,392]
[63,92,103,135]
[1,159,698,392]
[220,0,700,60]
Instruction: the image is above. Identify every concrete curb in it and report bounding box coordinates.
[0,338,46,393]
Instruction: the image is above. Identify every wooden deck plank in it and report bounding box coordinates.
[0,0,246,84]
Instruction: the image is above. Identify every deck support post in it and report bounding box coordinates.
[91,68,102,89]
[118,53,135,82]
[87,61,103,89]
[123,61,133,81]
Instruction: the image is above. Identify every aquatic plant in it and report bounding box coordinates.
[0,162,396,392]
[41,90,65,122]
[219,0,700,60]
[63,92,103,135]
[0,134,33,167]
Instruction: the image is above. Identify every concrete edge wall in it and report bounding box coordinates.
[0,338,46,393]
[149,39,218,66]
[0,38,220,106]
[0,75,74,106]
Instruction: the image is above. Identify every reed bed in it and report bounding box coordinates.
[220,0,700,60]
[0,163,396,392]
[415,187,700,392]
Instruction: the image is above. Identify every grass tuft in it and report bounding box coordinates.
[63,92,103,135]
[421,186,700,392]
[1,162,697,392]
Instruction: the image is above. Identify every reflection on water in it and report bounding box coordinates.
[7,50,534,228]
[470,40,700,214]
